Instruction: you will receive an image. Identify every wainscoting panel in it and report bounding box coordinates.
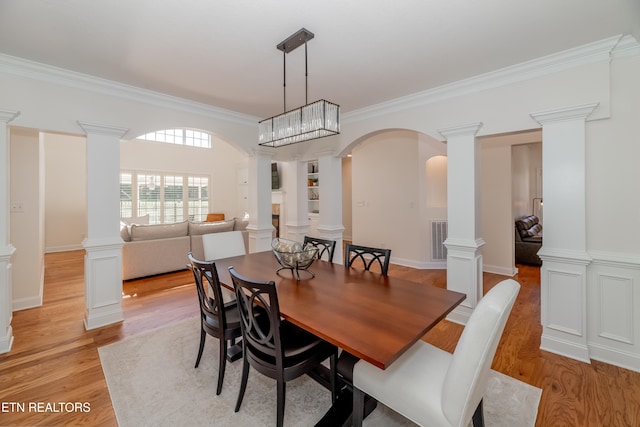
[83,241,124,330]
[588,251,640,372]
[545,268,584,337]
[90,256,122,308]
[598,274,633,344]
[539,253,590,363]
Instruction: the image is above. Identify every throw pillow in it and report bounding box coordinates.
[121,214,150,226]
[130,221,189,241]
[188,220,235,236]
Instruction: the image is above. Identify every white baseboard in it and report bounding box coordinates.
[391,256,446,270]
[45,244,85,253]
[13,295,43,311]
[541,334,591,364]
[391,258,515,274]
[0,326,13,354]
[483,264,518,277]
[589,343,640,373]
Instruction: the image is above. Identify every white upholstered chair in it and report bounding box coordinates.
[352,279,520,427]
[202,230,246,261]
[202,230,247,302]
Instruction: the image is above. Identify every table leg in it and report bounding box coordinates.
[314,351,377,427]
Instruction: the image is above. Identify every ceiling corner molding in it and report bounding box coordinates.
[343,35,626,124]
[611,34,640,59]
[0,109,20,123]
[0,53,258,127]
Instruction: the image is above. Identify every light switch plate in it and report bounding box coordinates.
[11,201,24,213]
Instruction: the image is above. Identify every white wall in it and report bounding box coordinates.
[120,135,248,219]
[512,145,532,219]
[352,131,420,260]
[10,128,44,310]
[480,140,515,275]
[40,132,248,252]
[351,130,446,267]
[425,155,448,263]
[341,156,352,241]
[43,133,87,252]
[587,55,640,253]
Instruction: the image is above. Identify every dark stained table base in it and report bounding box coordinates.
[228,342,376,425]
[226,342,243,362]
[312,351,377,427]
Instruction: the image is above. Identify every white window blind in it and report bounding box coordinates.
[120,172,210,224]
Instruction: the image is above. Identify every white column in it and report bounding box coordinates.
[247,148,274,253]
[78,121,128,330]
[283,158,309,242]
[0,109,19,353]
[531,103,597,363]
[439,123,484,325]
[317,152,345,264]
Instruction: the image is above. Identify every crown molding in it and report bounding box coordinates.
[0,53,258,127]
[344,35,634,124]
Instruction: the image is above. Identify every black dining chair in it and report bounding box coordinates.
[229,267,338,427]
[303,236,337,263]
[344,243,392,275]
[188,252,243,395]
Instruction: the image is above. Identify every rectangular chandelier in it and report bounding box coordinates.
[258,99,340,147]
[258,28,340,148]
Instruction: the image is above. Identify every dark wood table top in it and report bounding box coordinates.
[215,250,465,369]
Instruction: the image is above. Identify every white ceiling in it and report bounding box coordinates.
[1,0,638,119]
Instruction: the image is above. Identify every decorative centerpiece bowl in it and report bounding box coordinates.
[271,238,318,280]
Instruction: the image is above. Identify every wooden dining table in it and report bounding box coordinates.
[214,250,466,370]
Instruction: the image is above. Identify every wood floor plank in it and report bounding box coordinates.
[0,250,639,426]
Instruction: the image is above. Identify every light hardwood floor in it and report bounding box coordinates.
[0,250,639,426]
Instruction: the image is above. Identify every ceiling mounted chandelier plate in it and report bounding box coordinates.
[258,28,340,148]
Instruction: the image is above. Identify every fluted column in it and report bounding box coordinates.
[439,122,484,325]
[283,158,309,243]
[247,148,274,253]
[531,103,597,363]
[316,152,345,264]
[0,109,20,353]
[78,121,128,330]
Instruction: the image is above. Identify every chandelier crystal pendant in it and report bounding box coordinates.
[259,28,340,148]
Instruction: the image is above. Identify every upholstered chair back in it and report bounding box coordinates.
[441,279,520,426]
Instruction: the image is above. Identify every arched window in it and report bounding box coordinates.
[137,129,211,148]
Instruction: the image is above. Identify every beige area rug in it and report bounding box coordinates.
[99,317,541,427]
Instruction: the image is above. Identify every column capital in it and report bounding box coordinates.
[0,109,20,124]
[438,122,483,140]
[77,121,129,138]
[530,103,599,125]
[0,244,16,261]
[250,146,275,158]
[312,148,339,159]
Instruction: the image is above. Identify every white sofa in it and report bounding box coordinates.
[121,218,251,280]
